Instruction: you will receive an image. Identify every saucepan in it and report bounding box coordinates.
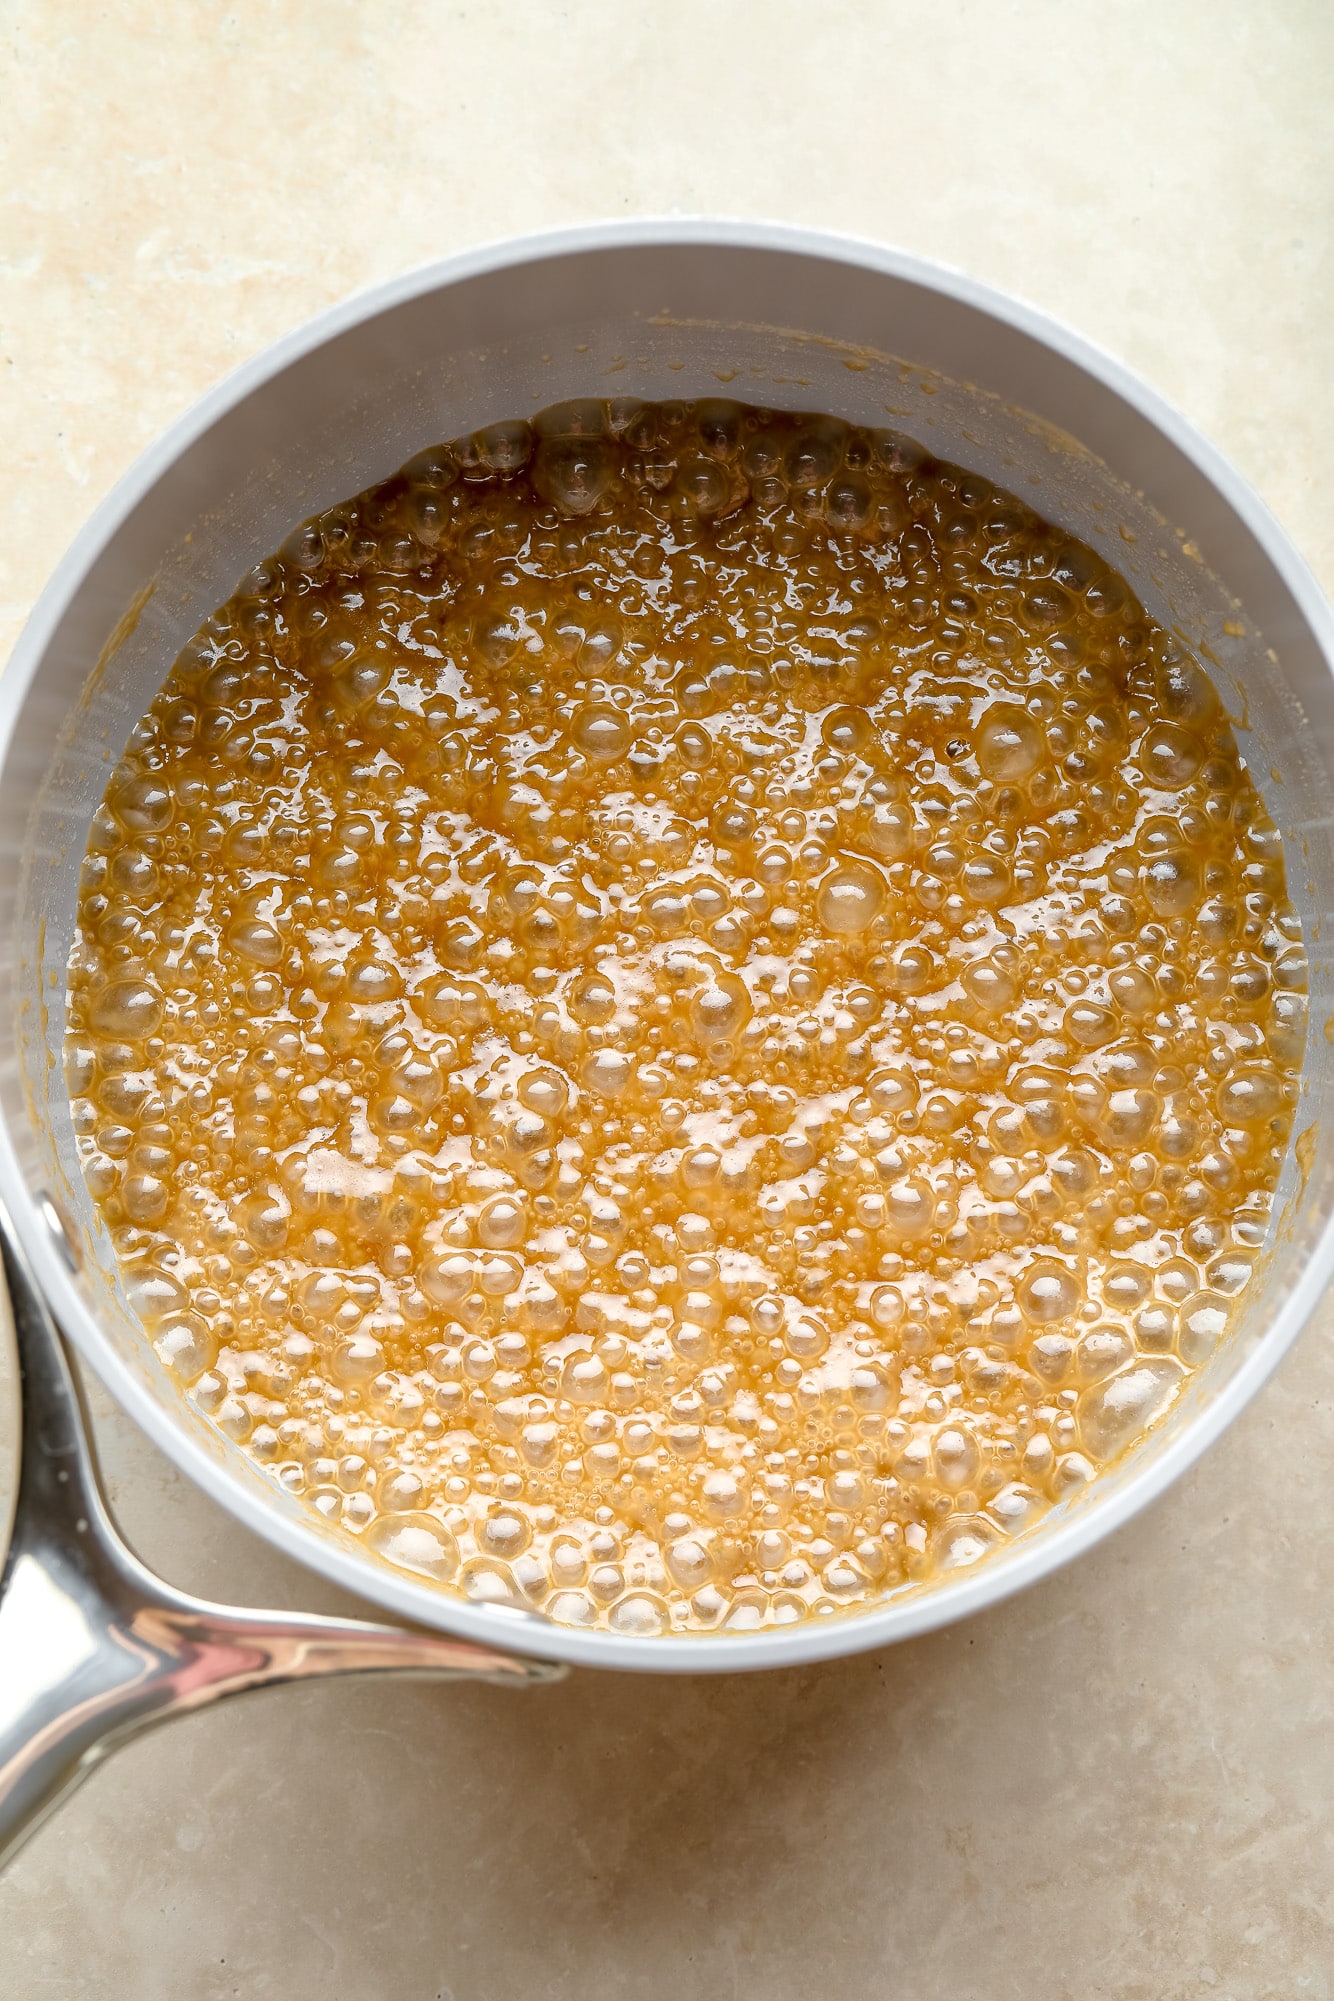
[1,221,1331,1864]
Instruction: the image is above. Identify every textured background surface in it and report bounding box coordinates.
[1,4,1332,1996]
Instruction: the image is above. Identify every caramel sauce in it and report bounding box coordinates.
[65,398,1305,1634]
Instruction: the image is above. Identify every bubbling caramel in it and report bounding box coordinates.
[65,397,1306,1635]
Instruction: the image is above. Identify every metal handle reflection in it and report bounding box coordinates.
[0,1218,563,1870]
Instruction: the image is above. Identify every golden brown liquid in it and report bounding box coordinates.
[65,398,1306,1634]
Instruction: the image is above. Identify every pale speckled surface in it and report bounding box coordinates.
[2,4,1333,1995]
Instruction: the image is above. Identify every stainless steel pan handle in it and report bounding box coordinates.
[0,1214,564,1870]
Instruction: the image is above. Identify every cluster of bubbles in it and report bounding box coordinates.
[65,396,1305,1635]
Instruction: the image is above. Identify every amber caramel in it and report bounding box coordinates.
[65,398,1306,1633]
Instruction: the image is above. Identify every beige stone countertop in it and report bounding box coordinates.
[1,4,1332,1995]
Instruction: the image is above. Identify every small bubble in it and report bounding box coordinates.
[1018,1263,1079,1323]
[817,861,885,933]
[784,420,845,488]
[675,458,731,517]
[335,654,392,707]
[227,919,282,968]
[690,975,750,1041]
[1079,1358,1185,1457]
[1141,853,1201,917]
[519,1071,569,1122]
[154,1315,217,1382]
[821,706,874,756]
[535,434,613,515]
[610,1594,668,1635]
[476,419,534,473]
[1139,722,1203,789]
[1217,1067,1284,1124]
[478,1197,526,1248]
[126,1266,190,1322]
[784,1312,829,1359]
[961,854,1013,906]
[458,1559,524,1606]
[480,1510,531,1558]
[974,705,1043,782]
[573,704,631,760]
[826,477,873,531]
[109,770,175,833]
[884,1176,935,1238]
[1154,651,1219,728]
[366,1513,460,1583]
[562,1354,609,1403]
[548,1590,598,1626]
[89,979,163,1039]
[582,1049,634,1096]
[935,1516,1002,1571]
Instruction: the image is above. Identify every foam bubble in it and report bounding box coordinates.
[817,862,885,933]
